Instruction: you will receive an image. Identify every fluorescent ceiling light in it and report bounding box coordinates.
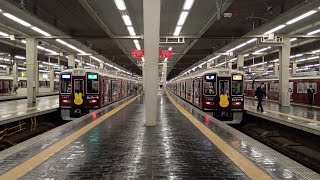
[75,59,80,63]
[168,47,173,50]
[14,55,26,59]
[234,43,246,49]
[183,0,194,10]
[37,46,46,50]
[290,38,297,42]
[244,54,249,57]
[216,62,226,67]
[177,11,189,26]
[114,0,126,10]
[133,39,139,44]
[135,43,141,50]
[164,58,168,62]
[127,26,136,36]
[208,55,221,62]
[122,15,132,26]
[246,38,257,44]
[295,54,303,57]
[56,39,68,45]
[254,46,271,53]
[141,57,145,62]
[31,27,51,36]
[173,26,182,36]
[105,63,114,68]
[44,49,57,54]
[264,25,286,35]
[312,49,320,53]
[0,31,9,36]
[250,62,267,67]
[3,13,31,27]
[21,40,26,44]
[230,58,237,62]
[90,56,102,63]
[286,10,317,25]
[307,28,320,35]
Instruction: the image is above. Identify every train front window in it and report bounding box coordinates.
[203,74,216,95]
[74,79,84,94]
[60,74,71,94]
[87,74,99,94]
[219,81,229,95]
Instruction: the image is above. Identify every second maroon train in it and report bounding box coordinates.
[168,68,245,124]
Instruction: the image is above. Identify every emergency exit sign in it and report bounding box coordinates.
[131,50,144,58]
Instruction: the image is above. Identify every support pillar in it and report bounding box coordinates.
[163,62,167,92]
[273,62,279,75]
[68,55,75,69]
[78,57,83,68]
[292,62,297,74]
[6,67,10,76]
[26,38,38,104]
[143,0,160,126]
[279,37,291,106]
[207,62,211,69]
[35,61,39,94]
[12,62,18,87]
[237,54,244,71]
[227,61,232,69]
[99,62,104,69]
[50,69,55,92]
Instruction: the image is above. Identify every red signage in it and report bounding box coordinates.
[131,49,144,58]
[159,50,172,58]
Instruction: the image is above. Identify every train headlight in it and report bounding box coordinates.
[89,100,97,103]
[62,100,71,103]
[232,102,241,105]
[205,102,214,105]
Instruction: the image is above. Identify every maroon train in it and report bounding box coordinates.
[59,68,141,120]
[244,76,320,106]
[168,68,245,124]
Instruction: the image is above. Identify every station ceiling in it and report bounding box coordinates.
[0,0,319,79]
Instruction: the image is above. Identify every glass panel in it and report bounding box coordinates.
[87,74,99,94]
[232,81,243,95]
[60,74,72,94]
[219,81,229,95]
[74,79,84,94]
[297,83,303,93]
[203,74,216,95]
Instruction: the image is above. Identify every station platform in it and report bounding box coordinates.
[0,94,318,179]
[0,92,58,102]
[245,97,320,136]
[0,95,59,125]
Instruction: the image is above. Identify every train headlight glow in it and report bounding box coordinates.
[232,102,241,105]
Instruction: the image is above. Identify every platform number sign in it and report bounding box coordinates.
[131,50,144,58]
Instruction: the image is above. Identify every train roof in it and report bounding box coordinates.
[61,68,140,82]
[171,68,244,82]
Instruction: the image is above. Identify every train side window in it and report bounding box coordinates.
[60,74,72,94]
[232,81,243,96]
[0,82,2,89]
[87,74,99,94]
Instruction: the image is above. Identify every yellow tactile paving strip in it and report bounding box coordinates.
[0,95,140,180]
[245,104,320,124]
[167,93,272,180]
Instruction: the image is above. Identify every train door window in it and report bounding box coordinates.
[219,80,229,95]
[274,83,279,92]
[74,79,84,94]
[232,75,243,96]
[87,73,99,94]
[0,82,2,89]
[60,74,72,94]
[203,74,216,96]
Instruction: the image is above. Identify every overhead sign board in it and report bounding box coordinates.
[159,50,172,58]
[131,50,144,58]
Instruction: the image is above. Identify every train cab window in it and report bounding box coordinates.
[203,74,216,95]
[232,75,243,96]
[87,74,99,94]
[60,74,72,94]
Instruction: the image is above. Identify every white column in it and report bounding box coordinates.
[6,67,10,75]
[99,62,104,69]
[35,61,39,94]
[26,38,38,104]
[143,0,160,126]
[163,62,167,92]
[273,62,279,75]
[227,61,232,69]
[292,62,297,74]
[237,54,244,70]
[68,55,75,69]
[50,69,55,92]
[78,56,83,68]
[279,37,291,106]
[207,62,211,69]
[13,62,18,86]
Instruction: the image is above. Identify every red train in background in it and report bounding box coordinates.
[244,76,320,106]
[59,68,141,120]
[168,68,244,124]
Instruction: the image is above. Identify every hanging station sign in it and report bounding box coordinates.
[159,50,172,58]
[131,50,145,58]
